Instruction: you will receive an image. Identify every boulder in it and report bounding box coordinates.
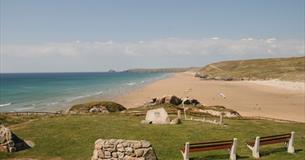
[149,98,157,104]
[89,107,101,113]
[155,97,165,105]
[182,97,201,106]
[145,108,170,124]
[163,95,182,105]
[190,99,200,105]
[194,73,208,79]
[89,106,109,113]
[182,97,191,105]
[147,95,200,106]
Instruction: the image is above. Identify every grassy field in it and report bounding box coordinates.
[199,56,305,81]
[0,114,304,160]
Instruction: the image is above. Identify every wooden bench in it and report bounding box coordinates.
[180,138,237,160]
[246,131,295,158]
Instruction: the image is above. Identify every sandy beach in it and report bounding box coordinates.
[116,72,305,122]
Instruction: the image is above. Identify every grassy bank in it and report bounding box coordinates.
[199,56,305,81]
[0,114,304,160]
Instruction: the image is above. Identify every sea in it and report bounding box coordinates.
[0,72,169,112]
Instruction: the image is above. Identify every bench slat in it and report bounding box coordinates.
[247,134,291,146]
[190,142,233,149]
[260,138,290,145]
[180,141,233,153]
[260,133,290,139]
[189,140,232,146]
[189,143,232,152]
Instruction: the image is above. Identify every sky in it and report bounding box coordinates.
[0,0,304,73]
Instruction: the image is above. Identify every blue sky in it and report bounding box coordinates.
[0,0,304,72]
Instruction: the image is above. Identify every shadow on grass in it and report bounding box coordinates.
[190,154,248,160]
[12,133,32,152]
[260,147,303,157]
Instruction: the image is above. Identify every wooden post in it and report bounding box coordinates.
[183,103,187,120]
[182,142,189,160]
[219,113,224,125]
[288,131,295,154]
[177,110,181,119]
[230,138,237,160]
[252,136,260,158]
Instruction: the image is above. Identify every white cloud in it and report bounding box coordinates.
[210,37,220,40]
[265,38,277,44]
[241,38,254,41]
[1,37,304,72]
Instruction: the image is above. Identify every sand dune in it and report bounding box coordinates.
[116,72,305,122]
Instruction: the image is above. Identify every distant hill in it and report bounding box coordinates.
[124,67,199,73]
[198,56,305,81]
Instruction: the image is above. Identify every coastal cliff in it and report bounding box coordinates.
[197,56,305,81]
[124,67,198,73]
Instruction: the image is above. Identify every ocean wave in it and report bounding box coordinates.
[46,102,59,106]
[127,82,136,86]
[96,91,103,95]
[65,90,104,102]
[66,95,89,102]
[23,103,37,107]
[0,102,12,107]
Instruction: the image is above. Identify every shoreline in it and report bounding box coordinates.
[115,72,305,123]
[0,72,172,113]
[52,73,174,113]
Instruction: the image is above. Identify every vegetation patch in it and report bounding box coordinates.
[68,101,126,113]
[0,115,42,126]
[198,56,305,81]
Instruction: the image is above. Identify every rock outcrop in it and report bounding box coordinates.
[181,97,200,106]
[89,106,109,113]
[147,95,201,106]
[91,139,158,160]
[195,72,235,81]
[163,95,182,105]
[0,125,31,152]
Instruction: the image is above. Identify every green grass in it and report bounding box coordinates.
[0,114,43,126]
[0,114,304,160]
[199,56,305,81]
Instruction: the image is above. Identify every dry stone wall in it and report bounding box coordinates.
[92,139,157,160]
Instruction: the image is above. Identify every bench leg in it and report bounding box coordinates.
[181,142,189,160]
[230,138,237,160]
[288,131,295,154]
[252,136,260,158]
